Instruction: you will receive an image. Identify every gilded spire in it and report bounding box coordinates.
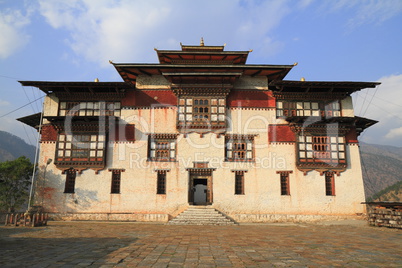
[200,37,204,46]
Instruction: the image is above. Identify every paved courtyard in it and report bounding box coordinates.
[0,220,401,267]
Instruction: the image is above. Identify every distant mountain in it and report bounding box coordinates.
[0,131,36,162]
[360,142,402,201]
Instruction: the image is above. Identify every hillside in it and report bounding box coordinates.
[0,131,36,162]
[360,142,402,201]
[368,181,402,202]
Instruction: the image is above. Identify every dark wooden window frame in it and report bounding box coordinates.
[232,170,247,195]
[156,170,169,195]
[64,169,76,193]
[280,175,289,195]
[235,174,244,195]
[109,170,123,194]
[277,171,292,196]
[325,172,336,196]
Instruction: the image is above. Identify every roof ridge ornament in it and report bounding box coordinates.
[200,37,204,46]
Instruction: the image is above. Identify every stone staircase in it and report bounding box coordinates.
[167,206,237,225]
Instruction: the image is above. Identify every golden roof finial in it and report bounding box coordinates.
[200,37,204,46]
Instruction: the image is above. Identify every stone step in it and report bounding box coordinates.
[179,212,224,216]
[176,214,231,219]
[168,222,235,225]
[175,216,229,220]
[170,220,234,224]
[169,217,234,222]
[167,206,237,225]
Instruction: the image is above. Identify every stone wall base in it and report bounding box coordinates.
[232,213,365,223]
[49,213,169,222]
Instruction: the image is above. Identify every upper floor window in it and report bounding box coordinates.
[276,101,340,118]
[148,135,177,161]
[225,135,254,161]
[297,135,346,165]
[193,99,210,121]
[56,133,106,163]
[178,97,226,128]
[59,101,121,117]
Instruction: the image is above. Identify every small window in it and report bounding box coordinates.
[64,169,76,193]
[111,171,121,194]
[235,174,244,195]
[225,136,254,161]
[280,174,290,195]
[148,136,176,161]
[157,172,166,195]
[325,173,335,196]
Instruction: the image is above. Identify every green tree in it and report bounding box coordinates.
[0,156,33,212]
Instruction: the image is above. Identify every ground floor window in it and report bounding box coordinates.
[325,172,335,196]
[235,174,244,195]
[232,170,246,195]
[64,169,76,193]
[280,174,290,195]
[277,171,292,196]
[157,171,167,195]
[111,171,121,194]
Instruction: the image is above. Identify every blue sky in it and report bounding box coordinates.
[1,0,402,146]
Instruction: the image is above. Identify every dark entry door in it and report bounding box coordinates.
[193,178,207,205]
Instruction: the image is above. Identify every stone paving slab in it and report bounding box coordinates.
[0,220,401,267]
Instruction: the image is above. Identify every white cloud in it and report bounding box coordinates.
[354,74,402,145]
[37,0,292,66]
[0,99,10,107]
[0,8,31,59]
[385,127,402,139]
[324,0,402,28]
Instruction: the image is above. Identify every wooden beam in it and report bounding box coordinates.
[251,70,262,77]
[122,69,139,77]
[64,86,71,95]
[138,68,152,76]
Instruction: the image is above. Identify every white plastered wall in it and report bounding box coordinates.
[38,82,367,221]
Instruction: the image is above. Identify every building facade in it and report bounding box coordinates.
[18,41,380,222]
